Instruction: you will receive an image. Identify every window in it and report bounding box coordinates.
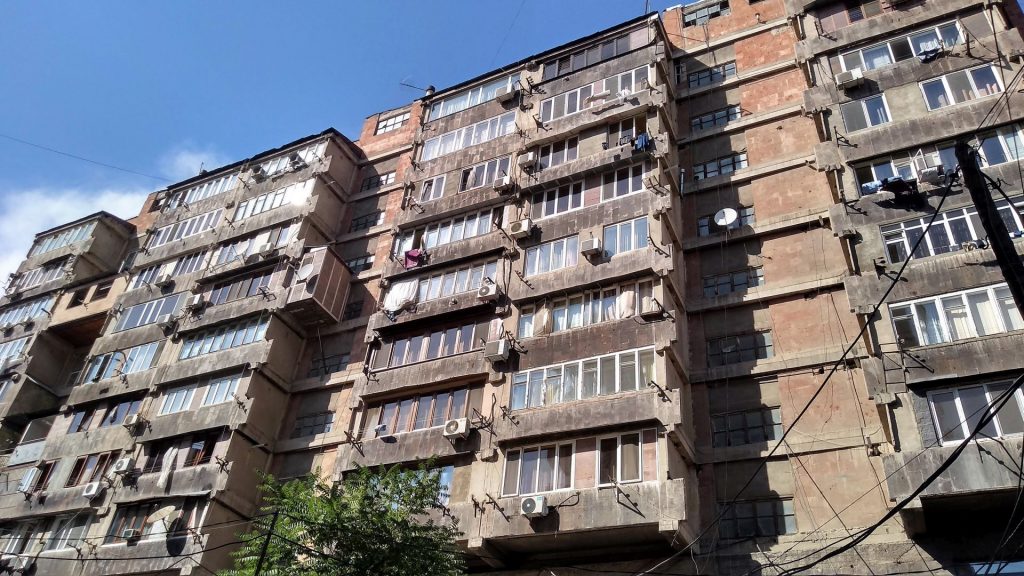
[67,288,87,308]
[524,235,579,277]
[68,407,95,434]
[105,497,207,544]
[0,521,43,555]
[419,175,446,203]
[698,207,754,236]
[65,451,117,487]
[365,388,469,437]
[540,66,649,123]
[203,375,240,406]
[601,163,647,201]
[712,407,782,447]
[17,461,55,495]
[392,208,501,255]
[148,209,222,249]
[538,137,579,170]
[436,465,454,505]
[113,293,184,332]
[166,171,239,210]
[459,157,511,192]
[45,514,91,551]
[889,283,1024,347]
[0,337,29,363]
[922,65,1003,111]
[342,300,364,321]
[360,172,396,192]
[413,260,499,304]
[703,268,765,297]
[82,341,160,383]
[538,279,655,335]
[929,381,1024,444]
[502,443,574,496]
[688,62,737,89]
[160,384,197,415]
[978,126,1024,167]
[292,411,335,438]
[387,320,479,368]
[257,141,326,176]
[209,269,273,306]
[719,500,796,538]
[178,315,270,360]
[510,347,656,410]
[29,221,96,257]
[428,73,520,121]
[840,21,961,72]
[308,353,350,378]
[143,439,174,474]
[707,333,774,367]
[597,432,646,485]
[375,112,410,134]
[13,259,67,290]
[215,223,295,266]
[881,198,1024,263]
[421,112,516,161]
[92,281,113,301]
[603,217,649,257]
[840,94,891,132]
[346,255,374,274]
[694,152,747,180]
[542,30,642,81]
[818,0,884,33]
[531,182,584,219]
[692,105,742,131]
[184,431,219,466]
[233,179,312,222]
[684,1,729,26]
[0,295,55,326]
[853,140,959,194]
[99,398,143,427]
[518,305,535,338]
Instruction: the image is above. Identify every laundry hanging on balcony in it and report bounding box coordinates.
[634,132,651,152]
[404,248,425,269]
[383,278,419,313]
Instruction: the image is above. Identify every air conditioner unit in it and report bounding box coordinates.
[110,457,134,475]
[477,283,501,302]
[288,152,308,170]
[918,165,945,185]
[257,243,276,258]
[484,339,510,363]
[580,238,603,256]
[187,294,206,310]
[155,314,176,330]
[509,219,533,240]
[82,481,103,499]
[517,151,538,171]
[494,86,519,104]
[442,417,470,439]
[520,495,548,517]
[153,273,174,288]
[121,528,142,541]
[123,414,145,429]
[251,166,268,182]
[835,68,864,90]
[492,175,515,194]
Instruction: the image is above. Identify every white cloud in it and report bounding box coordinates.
[159,146,230,182]
[0,186,149,284]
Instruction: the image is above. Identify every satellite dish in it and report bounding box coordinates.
[713,208,739,227]
[148,505,179,527]
[295,263,316,282]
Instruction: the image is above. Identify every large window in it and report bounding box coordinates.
[929,381,1024,444]
[375,112,410,134]
[718,499,796,538]
[105,497,207,544]
[692,105,741,131]
[0,295,55,326]
[502,443,573,496]
[68,407,95,434]
[364,388,469,437]
[44,515,92,551]
[712,407,782,447]
[130,251,208,289]
[65,451,118,487]
[392,208,501,255]
[688,62,737,89]
[510,347,656,410]
[601,163,647,201]
[538,137,578,170]
[881,197,1024,263]
[160,383,197,415]
[684,1,729,26]
[524,235,578,277]
[703,267,765,297]
[413,259,499,304]
[114,293,184,332]
[542,29,644,81]
[257,141,326,177]
[694,153,747,180]
[840,94,891,132]
[148,209,222,249]
[143,434,219,474]
[428,73,521,121]
[83,341,160,383]
[520,279,654,337]
[889,283,1024,347]
[531,182,584,219]
[233,179,312,223]
[215,223,295,266]
[346,255,374,274]
[707,333,774,367]
[421,112,516,162]
[603,217,649,257]
[840,21,961,72]
[459,157,511,192]
[419,175,446,203]
[697,207,754,236]
[540,66,649,123]
[178,316,270,360]
[166,171,239,210]
[387,321,480,368]
[598,431,649,485]
[921,65,1003,111]
[0,337,29,363]
[292,411,335,438]
[978,126,1024,167]
[202,374,240,406]
[29,220,96,257]
[208,268,274,305]
[98,397,143,428]
[361,172,396,192]
[14,259,67,290]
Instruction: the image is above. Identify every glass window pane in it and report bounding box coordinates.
[960,386,998,438]
[620,433,640,481]
[599,438,617,484]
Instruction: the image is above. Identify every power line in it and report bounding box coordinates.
[0,132,171,182]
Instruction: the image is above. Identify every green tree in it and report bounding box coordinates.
[220,465,465,576]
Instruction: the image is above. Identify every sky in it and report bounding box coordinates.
[0,0,675,282]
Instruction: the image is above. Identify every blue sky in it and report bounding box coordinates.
[0,1,674,279]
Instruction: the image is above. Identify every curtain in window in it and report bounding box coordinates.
[617,290,636,319]
[967,292,1001,336]
[533,307,552,336]
[156,447,178,489]
[914,302,945,344]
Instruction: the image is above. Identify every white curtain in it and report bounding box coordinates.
[383,279,419,313]
[534,307,552,336]
[617,290,636,319]
[156,447,178,489]
[968,293,1001,336]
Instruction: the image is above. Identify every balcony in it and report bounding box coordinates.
[335,425,483,472]
[367,288,495,334]
[885,436,1024,502]
[284,247,350,325]
[30,533,208,576]
[382,230,509,280]
[368,350,492,399]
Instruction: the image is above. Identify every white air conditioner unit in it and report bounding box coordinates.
[155,314,176,330]
[494,86,519,104]
[580,238,603,256]
[82,481,103,499]
[110,457,134,475]
[835,68,864,90]
[153,273,174,288]
[251,166,268,182]
[509,219,533,240]
[121,528,142,541]
[517,151,538,171]
[477,283,501,302]
[123,413,145,429]
[918,165,945,185]
[257,243,276,258]
[442,417,470,439]
[187,294,206,310]
[492,175,514,193]
[484,339,509,363]
[520,495,548,517]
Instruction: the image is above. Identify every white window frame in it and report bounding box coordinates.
[44,514,91,552]
[375,112,410,134]
[421,111,516,162]
[538,137,579,170]
[888,283,1024,347]
[415,260,499,304]
[920,64,1004,111]
[840,93,891,132]
[595,429,653,487]
[459,157,512,192]
[427,73,520,121]
[501,441,575,497]
[233,179,312,223]
[524,235,579,277]
[539,66,649,123]
[29,221,97,258]
[148,209,222,249]
[602,216,650,257]
[601,162,648,201]
[160,384,197,415]
[510,346,657,410]
[167,171,239,209]
[419,175,446,203]
[840,21,962,72]
[927,381,1024,445]
[202,374,240,406]
[881,197,1024,263]
[393,208,499,255]
[532,182,584,219]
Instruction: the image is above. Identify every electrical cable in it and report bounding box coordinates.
[0,132,171,182]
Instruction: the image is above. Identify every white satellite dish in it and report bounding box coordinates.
[713,208,739,227]
[295,262,316,282]
[148,505,179,527]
